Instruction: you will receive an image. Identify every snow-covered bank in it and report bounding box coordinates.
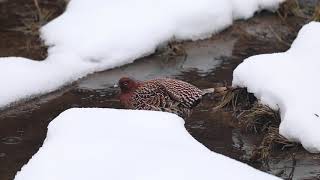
[0,54,97,107]
[14,108,279,180]
[0,0,284,107]
[233,22,320,153]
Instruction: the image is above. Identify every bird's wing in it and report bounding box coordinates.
[131,81,173,111]
[156,79,203,108]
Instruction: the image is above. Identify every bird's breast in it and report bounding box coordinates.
[119,92,134,108]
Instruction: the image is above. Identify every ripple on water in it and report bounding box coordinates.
[188,120,206,130]
[1,136,22,145]
[0,153,6,158]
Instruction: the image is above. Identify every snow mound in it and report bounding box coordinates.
[233,22,320,153]
[0,0,284,107]
[14,108,279,180]
[42,0,284,68]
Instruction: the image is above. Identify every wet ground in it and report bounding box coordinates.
[1,1,320,180]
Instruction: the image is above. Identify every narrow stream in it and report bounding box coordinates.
[0,6,319,180]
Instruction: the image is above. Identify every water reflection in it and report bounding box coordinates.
[77,39,235,90]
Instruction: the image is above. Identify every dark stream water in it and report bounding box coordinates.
[0,1,320,179]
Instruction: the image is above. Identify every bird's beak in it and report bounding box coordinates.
[113,84,119,88]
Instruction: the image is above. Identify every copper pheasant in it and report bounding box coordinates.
[118,77,214,118]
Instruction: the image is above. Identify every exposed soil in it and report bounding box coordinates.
[0,0,320,180]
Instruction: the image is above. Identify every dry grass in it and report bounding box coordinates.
[268,26,292,47]
[3,0,67,59]
[167,42,186,57]
[313,5,320,22]
[214,87,297,162]
[12,5,54,58]
[213,87,254,111]
[252,127,297,162]
[277,0,305,21]
[156,42,187,58]
[10,1,55,36]
[276,0,320,22]
[237,103,280,133]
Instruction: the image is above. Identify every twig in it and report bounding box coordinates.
[33,0,42,22]
[288,153,296,180]
[268,26,291,47]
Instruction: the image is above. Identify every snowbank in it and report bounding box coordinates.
[14,108,279,180]
[0,55,96,107]
[233,22,320,153]
[0,0,284,107]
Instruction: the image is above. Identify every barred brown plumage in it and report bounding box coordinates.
[118,77,212,118]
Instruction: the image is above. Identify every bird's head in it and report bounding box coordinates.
[118,77,139,93]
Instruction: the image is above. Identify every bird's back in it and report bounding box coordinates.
[148,78,202,107]
[130,78,202,118]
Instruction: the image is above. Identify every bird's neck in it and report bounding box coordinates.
[119,83,141,107]
[119,91,134,108]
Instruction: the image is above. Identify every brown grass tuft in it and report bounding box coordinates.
[277,0,304,21]
[11,2,55,36]
[215,87,297,162]
[237,103,280,133]
[214,87,254,111]
[252,127,297,162]
[313,5,320,21]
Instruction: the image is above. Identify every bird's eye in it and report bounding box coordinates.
[123,82,128,86]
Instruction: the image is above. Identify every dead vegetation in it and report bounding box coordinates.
[155,42,187,60]
[237,103,280,133]
[313,5,320,22]
[252,127,297,162]
[214,87,298,162]
[277,0,305,21]
[213,87,254,111]
[1,0,67,59]
[277,0,320,22]
[13,3,54,36]
[9,5,53,57]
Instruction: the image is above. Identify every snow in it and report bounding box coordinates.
[14,108,279,180]
[233,22,320,153]
[0,54,96,107]
[0,0,284,107]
